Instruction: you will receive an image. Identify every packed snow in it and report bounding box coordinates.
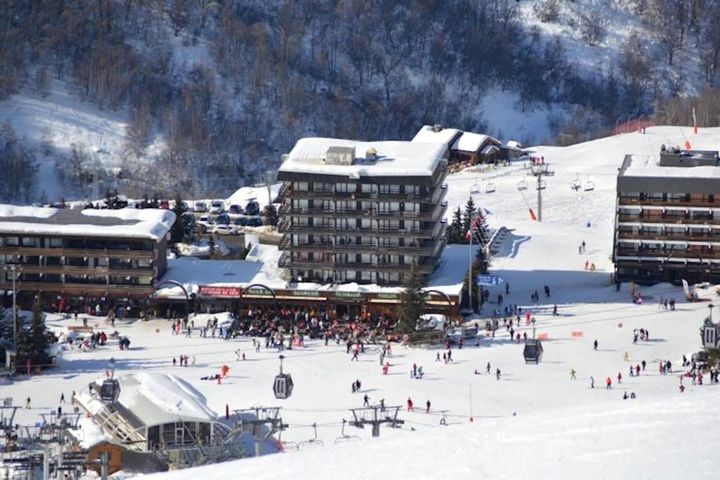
[3,126,720,478]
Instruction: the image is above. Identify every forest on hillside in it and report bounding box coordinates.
[0,0,719,201]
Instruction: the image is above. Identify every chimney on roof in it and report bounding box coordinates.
[366,147,377,161]
[432,124,442,132]
[325,146,355,165]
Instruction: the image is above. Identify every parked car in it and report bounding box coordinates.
[216,213,231,225]
[209,200,225,214]
[212,224,238,235]
[246,216,263,227]
[159,199,170,209]
[234,217,248,227]
[194,201,208,213]
[198,214,214,226]
[245,200,260,216]
[228,204,244,215]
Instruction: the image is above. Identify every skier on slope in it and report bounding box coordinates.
[407,397,414,411]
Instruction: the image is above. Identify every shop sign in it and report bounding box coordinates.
[293,290,321,297]
[377,292,399,300]
[334,292,363,300]
[199,286,241,298]
[246,288,273,296]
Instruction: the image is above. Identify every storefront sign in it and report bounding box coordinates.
[199,286,241,298]
[292,290,321,297]
[377,292,399,300]
[334,291,363,300]
[246,288,273,296]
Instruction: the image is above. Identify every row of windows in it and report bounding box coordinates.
[291,199,420,212]
[0,255,153,268]
[292,182,424,195]
[2,272,153,285]
[292,269,402,284]
[0,236,155,251]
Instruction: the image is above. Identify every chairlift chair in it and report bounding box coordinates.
[470,183,482,195]
[99,379,119,403]
[517,179,528,191]
[571,177,582,191]
[335,419,361,444]
[485,183,496,193]
[537,178,546,190]
[583,180,595,192]
[297,423,324,449]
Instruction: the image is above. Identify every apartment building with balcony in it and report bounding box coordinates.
[277,138,449,285]
[0,205,175,308]
[613,148,720,284]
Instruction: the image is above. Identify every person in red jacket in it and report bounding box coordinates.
[407,397,414,411]
[606,377,612,389]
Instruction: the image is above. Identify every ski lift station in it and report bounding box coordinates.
[74,373,230,452]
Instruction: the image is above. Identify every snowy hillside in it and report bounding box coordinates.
[3,127,720,478]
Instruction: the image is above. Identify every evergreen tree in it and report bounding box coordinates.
[262,204,278,226]
[396,271,426,334]
[170,192,187,244]
[461,198,477,244]
[15,299,51,372]
[447,207,463,244]
[473,213,492,274]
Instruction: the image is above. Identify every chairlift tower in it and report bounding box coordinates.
[530,163,554,222]
[349,405,404,438]
[232,407,287,457]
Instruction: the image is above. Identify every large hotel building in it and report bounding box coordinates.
[0,206,174,308]
[277,138,449,286]
[613,148,720,285]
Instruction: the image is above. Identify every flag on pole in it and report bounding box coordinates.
[465,214,483,241]
[693,107,698,134]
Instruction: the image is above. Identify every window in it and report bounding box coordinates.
[4,237,18,246]
[294,182,309,191]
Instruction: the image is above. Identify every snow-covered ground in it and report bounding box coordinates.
[4,126,720,478]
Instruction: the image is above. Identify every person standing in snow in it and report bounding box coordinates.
[590,376,595,389]
[363,394,370,407]
[496,368,501,380]
[606,377,612,389]
[593,339,598,351]
[407,397,414,411]
[486,362,491,374]
[25,397,31,409]
[426,400,431,413]
[570,369,576,380]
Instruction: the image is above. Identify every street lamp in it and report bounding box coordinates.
[709,303,714,323]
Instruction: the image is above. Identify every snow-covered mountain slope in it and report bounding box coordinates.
[143,388,719,480]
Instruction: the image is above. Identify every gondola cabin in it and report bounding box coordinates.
[523,339,543,364]
[273,374,294,399]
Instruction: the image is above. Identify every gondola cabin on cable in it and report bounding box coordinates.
[273,355,294,399]
[523,339,544,364]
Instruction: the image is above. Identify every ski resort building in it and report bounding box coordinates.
[412,125,502,165]
[276,138,449,286]
[75,373,229,452]
[0,206,174,309]
[613,148,720,284]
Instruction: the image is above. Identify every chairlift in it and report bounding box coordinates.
[335,419,361,444]
[99,378,119,403]
[583,180,595,192]
[517,179,528,191]
[297,423,324,449]
[523,339,544,364]
[470,183,482,195]
[277,430,298,451]
[485,182,496,193]
[273,355,294,399]
[571,177,582,191]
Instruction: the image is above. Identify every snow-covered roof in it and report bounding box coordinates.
[279,138,447,178]
[622,154,720,178]
[117,373,217,427]
[156,243,286,298]
[412,125,463,146]
[452,132,500,153]
[0,205,175,241]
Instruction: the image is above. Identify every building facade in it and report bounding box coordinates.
[613,149,720,285]
[0,206,174,309]
[277,138,449,286]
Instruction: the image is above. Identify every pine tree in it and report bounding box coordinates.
[473,213,492,274]
[262,204,278,226]
[461,198,477,244]
[447,207,463,244]
[15,299,51,372]
[396,271,426,334]
[170,192,187,244]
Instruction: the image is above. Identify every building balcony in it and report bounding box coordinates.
[286,184,447,204]
[618,197,718,208]
[278,252,435,273]
[278,221,445,238]
[617,231,720,242]
[0,246,155,259]
[11,264,155,277]
[617,215,720,225]
[279,200,447,221]
[615,248,720,260]
[0,281,153,296]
